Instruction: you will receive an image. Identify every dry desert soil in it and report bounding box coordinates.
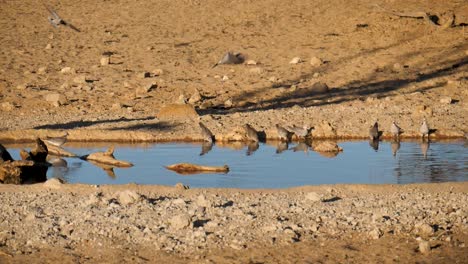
[0,0,467,263]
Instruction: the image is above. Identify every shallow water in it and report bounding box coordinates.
[6,140,468,188]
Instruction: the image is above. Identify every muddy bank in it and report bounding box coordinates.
[0,182,467,263]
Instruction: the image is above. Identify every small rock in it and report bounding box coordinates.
[152,69,164,76]
[117,190,141,206]
[188,91,202,104]
[369,228,383,240]
[439,96,452,104]
[290,57,302,64]
[419,240,431,254]
[44,93,68,106]
[169,214,191,230]
[393,63,403,71]
[175,182,189,190]
[222,75,229,81]
[314,141,343,153]
[310,57,323,67]
[195,195,212,207]
[135,82,155,98]
[313,121,337,138]
[16,84,27,90]
[43,178,64,189]
[417,223,434,235]
[176,94,188,104]
[305,192,321,202]
[224,99,233,108]
[45,43,53,49]
[37,67,47,74]
[137,72,150,79]
[111,103,123,110]
[313,72,320,78]
[249,67,264,74]
[60,67,75,74]
[73,75,87,84]
[246,60,257,65]
[100,56,110,66]
[1,102,15,111]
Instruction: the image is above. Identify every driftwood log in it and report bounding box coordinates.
[166,163,229,175]
[81,146,133,167]
[0,139,49,184]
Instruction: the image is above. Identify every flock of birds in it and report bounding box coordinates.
[199,118,432,144]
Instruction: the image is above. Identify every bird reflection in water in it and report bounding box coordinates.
[291,142,310,154]
[369,139,379,151]
[246,142,259,156]
[275,141,288,154]
[200,142,214,156]
[420,140,429,159]
[391,140,400,157]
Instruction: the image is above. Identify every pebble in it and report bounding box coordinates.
[188,91,202,104]
[439,96,452,104]
[418,240,431,254]
[1,102,15,111]
[137,72,150,79]
[73,75,88,84]
[310,57,323,67]
[289,57,302,64]
[37,67,47,75]
[249,67,264,74]
[43,178,64,189]
[44,93,68,106]
[169,214,192,230]
[305,192,321,202]
[175,182,190,190]
[152,69,164,76]
[60,67,75,74]
[100,57,110,66]
[117,190,141,205]
[45,43,53,49]
[246,60,257,65]
[369,228,383,240]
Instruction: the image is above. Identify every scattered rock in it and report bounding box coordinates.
[305,192,321,202]
[1,102,15,111]
[135,82,156,98]
[249,67,264,74]
[157,104,199,120]
[313,121,337,138]
[314,141,343,153]
[369,228,383,240]
[45,43,53,50]
[416,223,434,235]
[137,72,150,79]
[152,69,164,76]
[176,94,188,104]
[188,91,202,104]
[73,75,87,84]
[44,93,68,106]
[439,96,453,104]
[224,99,233,108]
[222,75,229,81]
[117,190,141,206]
[169,214,192,230]
[60,67,75,74]
[418,240,431,254]
[100,56,110,66]
[174,182,190,190]
[310,57,323,67]
[37,67,47,75]
[43,178,64,189]
[290,57,302,64]
[246,60,257,65]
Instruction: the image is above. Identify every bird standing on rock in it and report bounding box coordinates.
[420,118,429,140]
[43,132,69,147]
[199,122,214,143]
[390,121,403,139]
[369,122,379,140]
[244,124,259,142]
[275,124,290,142]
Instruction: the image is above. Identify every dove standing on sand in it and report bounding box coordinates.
[244,124,259,142]
[369,122,379,140]
[45,5,80,32]
[43,132,68,147]
[288,125,311,139]
[390,121,403,139]
[212,52,244,68]
[420,118,429,140]
[199,122,214,143]
[275,124,290,142]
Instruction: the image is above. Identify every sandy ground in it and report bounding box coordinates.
[0,0,468,262]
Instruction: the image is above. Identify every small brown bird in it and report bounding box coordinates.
[288,125,311,139]
[199,122,214,143]
[275,124,290,142]
[390,121,403,139]
[244,124,259,142]
[420,118,429,140]
[369,122,379,140]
